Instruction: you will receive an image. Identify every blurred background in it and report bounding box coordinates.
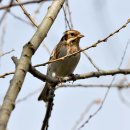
[0,0,130,130]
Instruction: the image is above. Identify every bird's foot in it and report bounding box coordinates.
[69,73,76,81]
[56,76,63,85]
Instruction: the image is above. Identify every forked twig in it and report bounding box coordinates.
[16,0,38,27]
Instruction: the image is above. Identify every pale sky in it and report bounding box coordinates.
[0,0,130,130]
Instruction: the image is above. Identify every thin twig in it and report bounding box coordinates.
[65,0,73,29]
[42,42,51,55]
[119,39,130,67]
[0,0,13,25]
[0,71,14,78]
[62,5,71,30]
[0,0,50,10]
[57,83,130,89]
[33,1,45,19]
[29,64,130,84]
[12,56,130,87]
[63,4,68,30]
[0,11,8,26]
[77,33,130,130]
[36,18,130,67]
[0,19,130,78]
[118,89,130,107]
[0,49,14,57]
[0,16,7,65]
[77,77,116,130]
[16,87,42,104]
[82,51,100,71]
[9,11,31,26]
[16,0,38,28]
[9,83,130,105]
[72,99,101,130]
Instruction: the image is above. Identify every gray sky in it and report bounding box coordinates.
[0,0,130,130]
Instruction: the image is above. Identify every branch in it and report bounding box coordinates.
[0,0,50,10]
[82,51,100,71]
[77,36,130,130]
[38,18,130,67]
[57,69,130,82]
[0,49,14,57]
[10,83,130,105]
[0,0,65,130]
[1,18,130,78]
[16,87,42,104]
[16,0,38,28]
[72,99,101,130]
[118,90,130,107]
[28,62,130,84]
[12,57,130,85]
[0,71,14,78]
[9,11,31,26]
[0,0,13,25]
[57,83,130,89]
[65,0,73,28]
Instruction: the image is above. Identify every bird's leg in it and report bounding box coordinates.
[55,76,63,85]
[69,73,76,81]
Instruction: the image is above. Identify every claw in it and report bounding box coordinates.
[69,73,76,81]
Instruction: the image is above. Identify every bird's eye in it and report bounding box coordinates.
[71,33,75,36]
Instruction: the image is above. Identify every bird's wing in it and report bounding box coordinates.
[46,41,67,76]
[50,41,67,60]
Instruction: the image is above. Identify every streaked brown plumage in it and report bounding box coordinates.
[38,30,84,102]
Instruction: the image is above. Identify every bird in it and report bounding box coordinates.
[38,30,84,102]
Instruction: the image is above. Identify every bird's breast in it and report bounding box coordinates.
[48,53,80,77]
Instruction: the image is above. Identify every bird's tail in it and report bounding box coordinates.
[38,83,56,102]
[38,83,50,102]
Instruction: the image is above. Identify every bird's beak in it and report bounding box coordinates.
[77,34,84,38]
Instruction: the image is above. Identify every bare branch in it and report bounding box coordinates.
[65,0,73,28]
[11,57,130,86]
[119,39,130,67]
[16,0,38,28]
[9,11,31,26]
[72,99,101,130]
[16,87,42,104]
[77,35,130,130]
[1,19,130,79]
[0,71,14,78]
[0,0,14,25]
[57,83,130,89]
[63,5,71,30]
[0,18,7,62]
[118,90,130,107]
[42,42,51,55]
[36,18,130,67]
[0,0,50,10]
[82,51,100,71]
[33,1,45,19]
[0,11,8,25]
[29,63,130,84]
[0,49,14,57]
[11,83,130,105]
[0,0,65,129]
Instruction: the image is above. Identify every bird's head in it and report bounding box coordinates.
[61,30,84,45]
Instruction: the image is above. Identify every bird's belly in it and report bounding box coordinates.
[49,54,80,77]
